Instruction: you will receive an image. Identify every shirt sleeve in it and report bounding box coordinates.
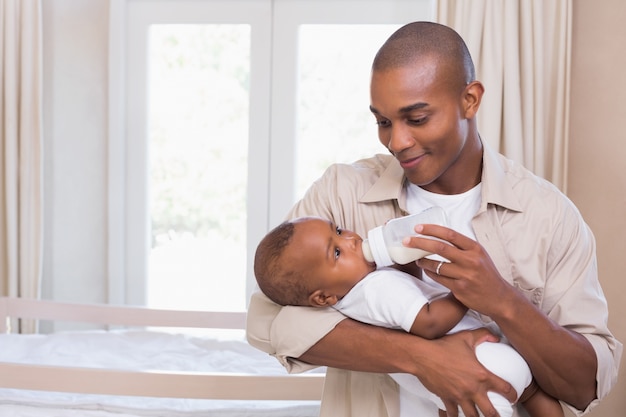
[544,206,623,415]
[246,290,346,373]
[494,191,623,416]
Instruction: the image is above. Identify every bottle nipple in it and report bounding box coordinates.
[366,225,394,267]
[362,240,374,263]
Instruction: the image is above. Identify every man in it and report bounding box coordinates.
[246,21,621,417]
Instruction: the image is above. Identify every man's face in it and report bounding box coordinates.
[369,58,473,193]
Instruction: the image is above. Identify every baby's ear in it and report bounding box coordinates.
[309,290,338,307]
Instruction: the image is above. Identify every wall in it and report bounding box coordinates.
[40,0,624,413]
[567,0,626,415]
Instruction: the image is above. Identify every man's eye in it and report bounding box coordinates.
[408,117,426,125]
[375,119,391,128]
[334,247,341,259]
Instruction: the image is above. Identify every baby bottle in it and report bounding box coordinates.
[361,206,448,267]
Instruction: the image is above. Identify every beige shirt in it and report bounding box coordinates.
[246,144,622,417]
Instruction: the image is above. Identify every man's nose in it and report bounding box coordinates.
[387,124,415,154]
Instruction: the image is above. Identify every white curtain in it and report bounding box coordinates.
[0,0,44,333]
[435,0,572,191]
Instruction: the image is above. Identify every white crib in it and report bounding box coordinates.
[0,297,324,417]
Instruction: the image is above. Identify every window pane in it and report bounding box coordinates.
[295,24,401,199]
[147,24,250,311]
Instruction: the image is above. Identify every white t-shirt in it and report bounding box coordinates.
[405,182,482,240]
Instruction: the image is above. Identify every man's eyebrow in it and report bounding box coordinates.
[369,102,429,115]
[399,102,429,113]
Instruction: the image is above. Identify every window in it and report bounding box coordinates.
[147,24,251,311]
[111,0,432,310]
[294,23,405,198]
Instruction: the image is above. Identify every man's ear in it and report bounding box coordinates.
[462,80,484,119]
[309,290,339,307]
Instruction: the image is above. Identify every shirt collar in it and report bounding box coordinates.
[480,142,523,213]
[359,157,406,209]
[358,141,523,214]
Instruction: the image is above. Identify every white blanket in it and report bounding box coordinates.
[0,329,322,417]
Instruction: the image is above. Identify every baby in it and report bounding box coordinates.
[254,216,564,417]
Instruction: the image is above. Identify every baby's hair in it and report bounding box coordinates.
[253,220,312,306]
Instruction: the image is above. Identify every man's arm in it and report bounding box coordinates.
[413,224,598,410]
[247,268,517,416]
[490,288,597,409]
[299,318,517,417]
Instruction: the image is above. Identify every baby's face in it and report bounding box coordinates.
[285,217,376,299]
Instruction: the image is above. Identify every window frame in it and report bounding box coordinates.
[108,0,432,308]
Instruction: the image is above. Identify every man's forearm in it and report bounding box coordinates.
[298,318,425,374]
[494,290,597,410]
[300,318,519,412]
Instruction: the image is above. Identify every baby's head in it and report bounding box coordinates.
[254,217,375,307]
[253,220,308,306]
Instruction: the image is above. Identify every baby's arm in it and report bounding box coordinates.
[409,293,468,339]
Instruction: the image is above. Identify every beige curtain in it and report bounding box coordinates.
[435,0,572,191]
[0,0,44,333]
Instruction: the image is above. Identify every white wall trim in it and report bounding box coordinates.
[107,0,127,305]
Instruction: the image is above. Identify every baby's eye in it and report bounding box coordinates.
[334,247,341,259]
[335,226,342,235]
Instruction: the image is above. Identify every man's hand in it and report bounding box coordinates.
[409,224,516,317]
[416,329,516,417]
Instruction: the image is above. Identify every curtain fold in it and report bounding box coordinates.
[435,0,572,191]
[0,0,44,333]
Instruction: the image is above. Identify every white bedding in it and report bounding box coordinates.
[0,329,322,417]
